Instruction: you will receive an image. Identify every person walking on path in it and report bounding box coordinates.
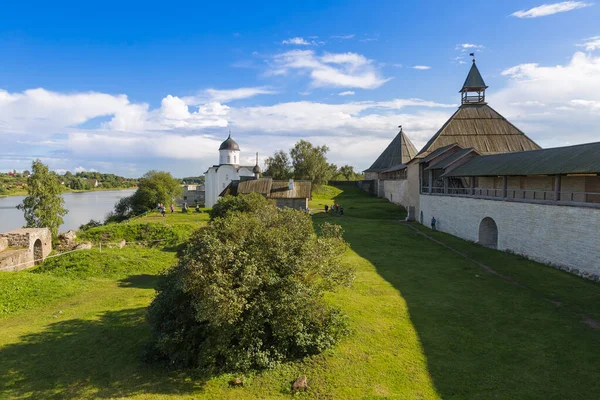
[170,203,174,213]
[431,216,437,231]
[324,204,329,213]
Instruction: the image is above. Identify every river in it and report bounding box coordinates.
[0,189,135,233]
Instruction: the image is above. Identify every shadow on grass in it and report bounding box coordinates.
[314,206,600,399]
[0,307,206,399]
[118,274,158,289]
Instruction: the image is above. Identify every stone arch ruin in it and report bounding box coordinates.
[0,228,52,272]
[33,239,44,265]
[478,217,498,249]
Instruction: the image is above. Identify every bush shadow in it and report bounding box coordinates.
[118,274,158,289]
[0,307,206,399]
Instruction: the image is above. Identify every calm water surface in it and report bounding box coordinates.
[0,190,135,232]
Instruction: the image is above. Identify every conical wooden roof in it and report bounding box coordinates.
[460,61,488,92]
[416,103,541,158]
[365,129,418,172]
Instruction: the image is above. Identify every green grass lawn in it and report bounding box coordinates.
[133,208,210,226]
[0,185,598,399]
[312,184,407,220]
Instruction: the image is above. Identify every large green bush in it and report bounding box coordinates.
[208,192,272,221]
[146,204,353,372]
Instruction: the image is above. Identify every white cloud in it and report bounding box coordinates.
[270,50,390,89]
[577,36,600,51]
[282,37,311,45]
[338,91,355,96]
[182,87,277,104]
[511,1,592,18]
[412,65,431,70]
[456,43,485,52]
[0,83,460,174]
[0,88,140,134]
[359,34,379,43]
[331,34,355,39]
[490,51,600,147]
[74,166,97,173]
[570,99,600,111]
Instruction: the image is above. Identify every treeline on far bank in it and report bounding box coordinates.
[0,170,138,195]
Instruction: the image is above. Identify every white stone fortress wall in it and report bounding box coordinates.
[382,180,410,207]
[419,194,600,280]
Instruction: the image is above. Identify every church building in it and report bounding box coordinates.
[204,134,259,208]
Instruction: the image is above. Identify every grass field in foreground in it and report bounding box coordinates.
[0,185,598,399]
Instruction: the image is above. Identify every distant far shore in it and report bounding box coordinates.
[0,187,137,198]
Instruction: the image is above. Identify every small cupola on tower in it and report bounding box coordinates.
[219,132,241,165]
[460,57,488,104]
[253,152,261,178]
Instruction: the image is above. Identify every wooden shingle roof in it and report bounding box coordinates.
[364,129,417,172]
[460,61,488,92]
[220,178,312,199]
[443,141,600,177]
[416,104,541,158]
[269,180,312,199]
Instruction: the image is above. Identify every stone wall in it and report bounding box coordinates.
[356,180,376,196]
[0,249,31,272]
[178,188,205,206]
[382,180,410,207]
[275,198,309,210]
[419,194,600,280]
[0,228,52,272]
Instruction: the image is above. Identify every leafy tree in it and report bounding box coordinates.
[181,176,206,185]
[17,160,68,239]
[264,150,292,180]
[338,165,360,180]
[70,177,92,191]
[289,140,332,185]
[146,203,353,372]
[208,192,272,220]
[111,170,182,219]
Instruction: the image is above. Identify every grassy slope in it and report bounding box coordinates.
[0,186,598,399]
[0,248,177,319]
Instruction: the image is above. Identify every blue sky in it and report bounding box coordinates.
[1,0,599,177]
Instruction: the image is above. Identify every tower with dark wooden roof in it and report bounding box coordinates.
[415,60,541,158]
[460,59,488,104]
[364,126,418,179]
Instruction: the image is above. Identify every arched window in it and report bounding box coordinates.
[234,155,237,163]
[228,155,231,163]
[478,217,498,248]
